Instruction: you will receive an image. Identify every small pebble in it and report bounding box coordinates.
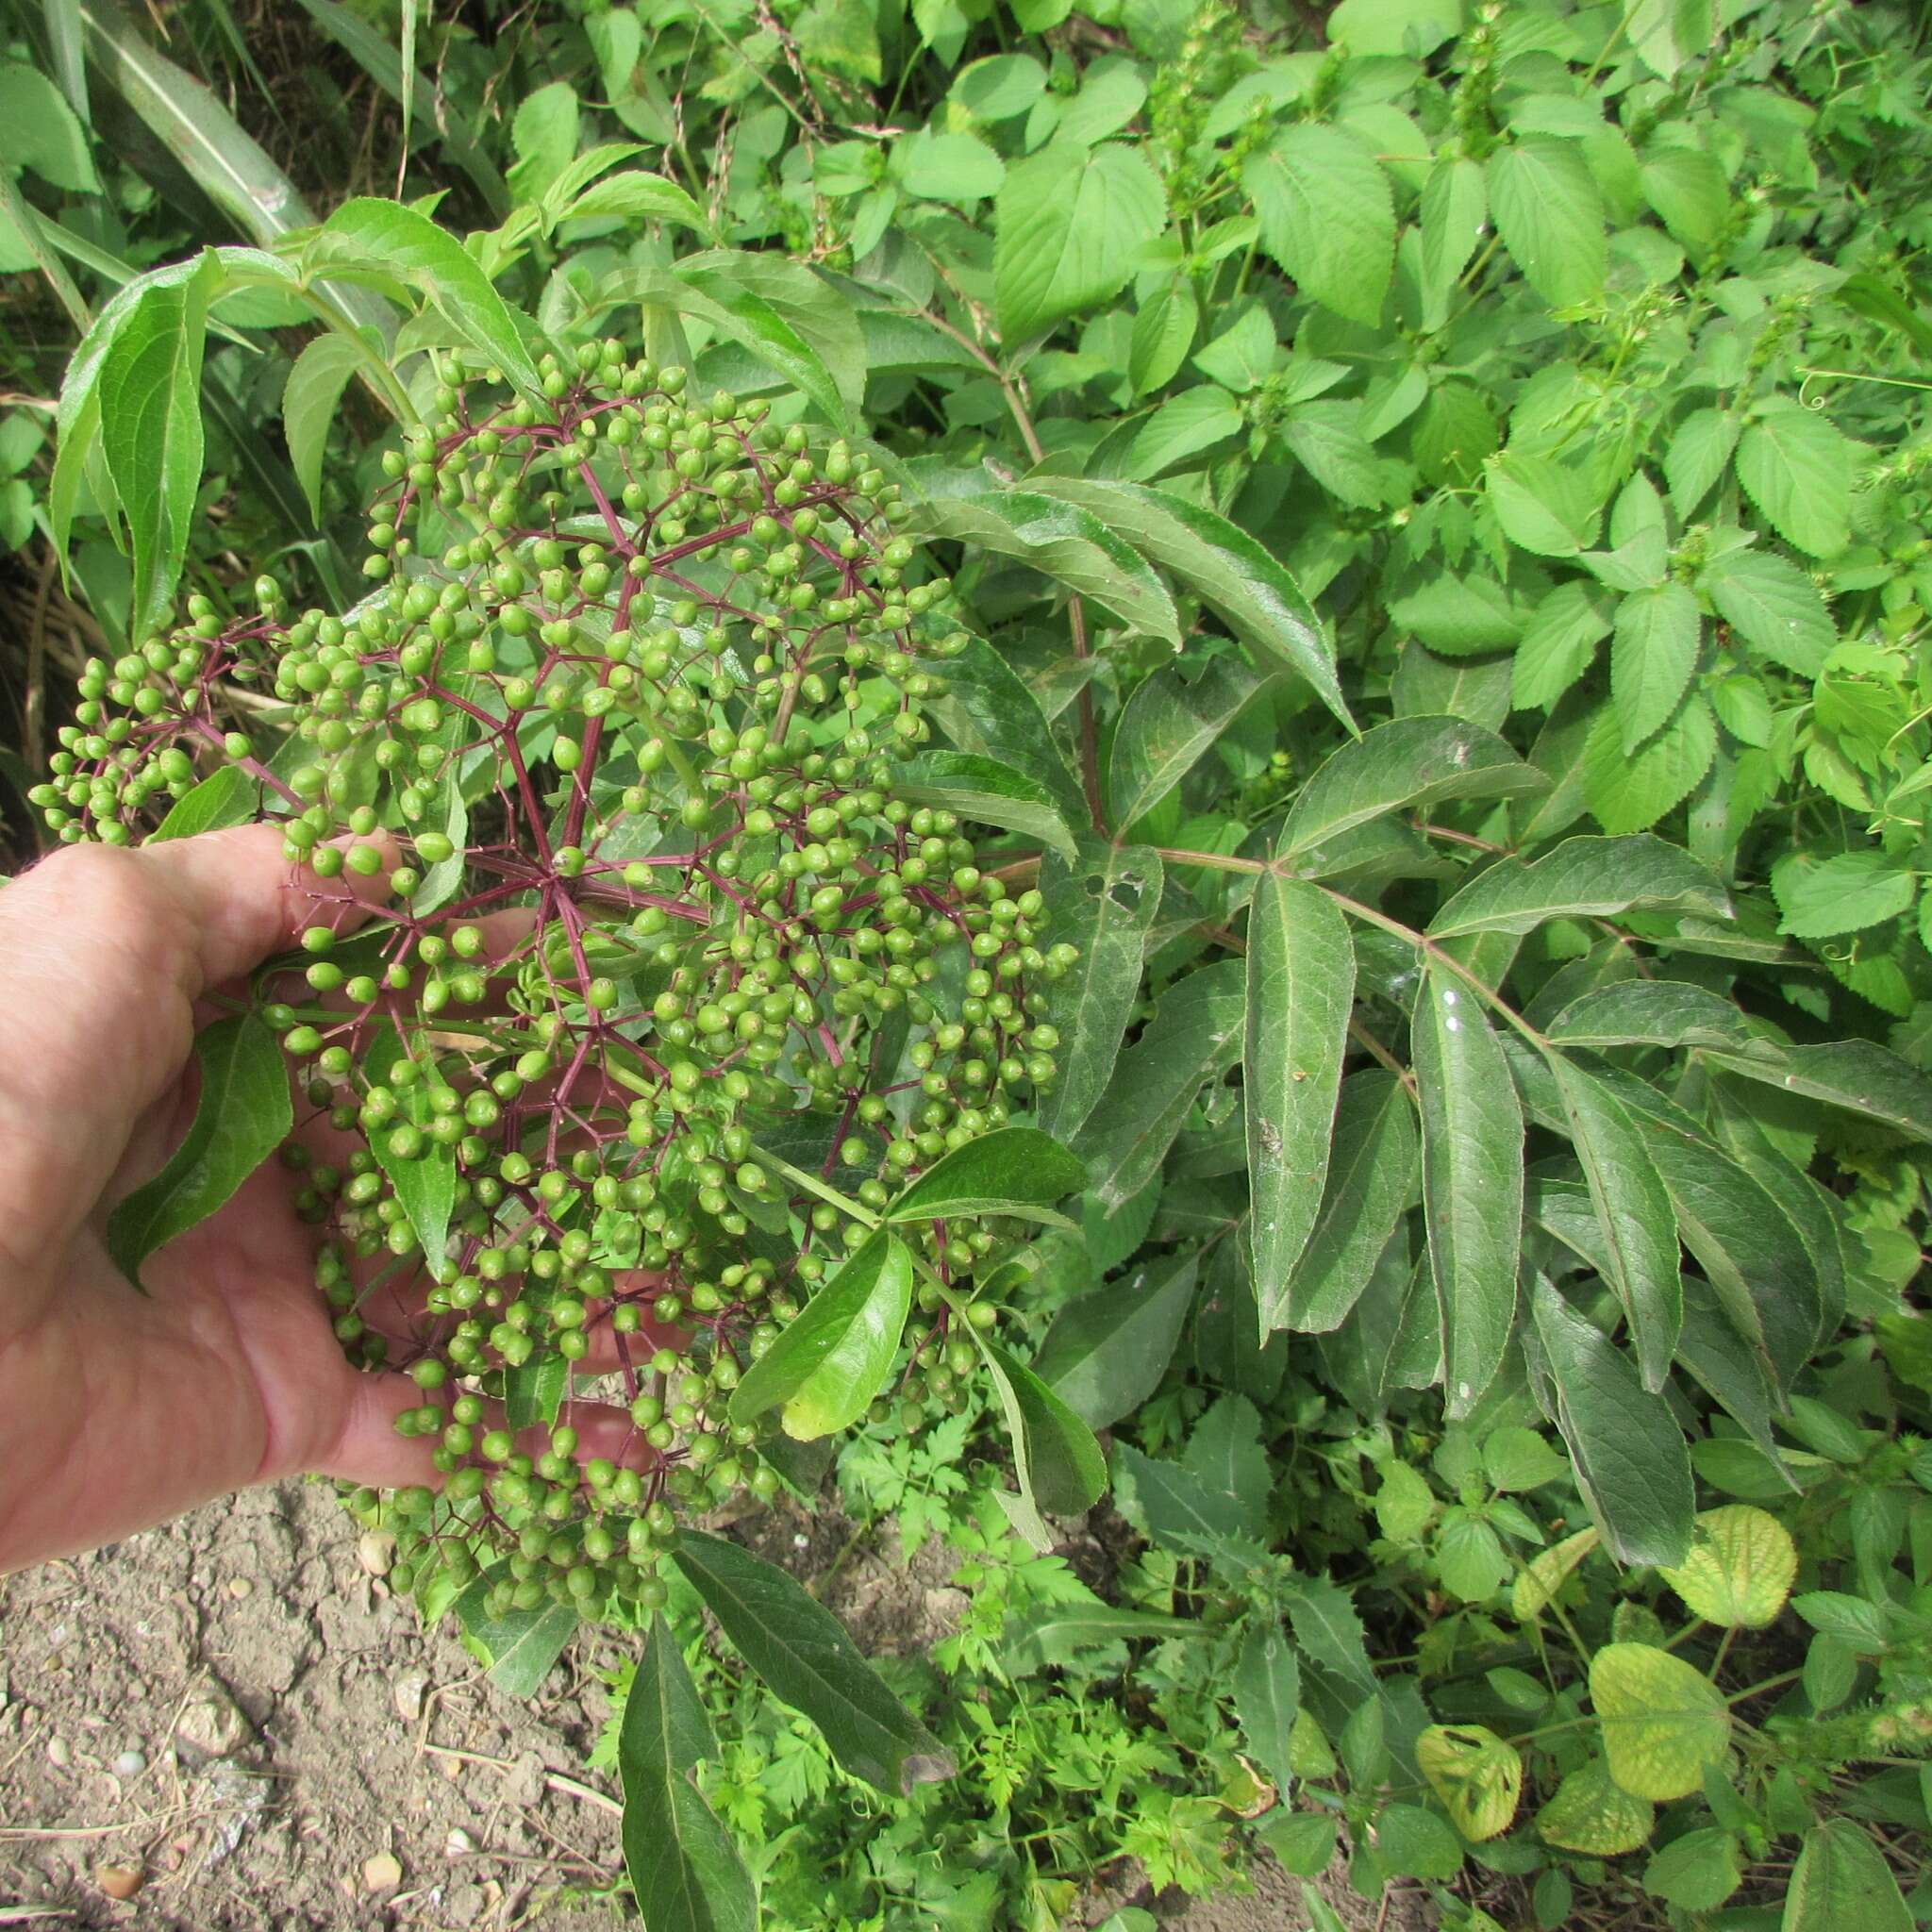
[96,1864,145,1901]
[445,1827,475,1858]
[358,1531,396,1577]
[113,1750,147,1778]
[363,1850,403,1893]
[227,1577,254,1601]
[392,1668,429,1724]
[46,1736,72,1768]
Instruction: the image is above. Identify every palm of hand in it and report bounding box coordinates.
[0,830,429,1573]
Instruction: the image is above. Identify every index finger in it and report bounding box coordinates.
[0,825,390,1272]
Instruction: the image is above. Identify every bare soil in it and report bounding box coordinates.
[1,1484,1425,1932]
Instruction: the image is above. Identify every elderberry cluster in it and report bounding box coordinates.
[36,344,1075,1618]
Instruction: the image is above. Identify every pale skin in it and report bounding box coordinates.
[0,824,442,1574]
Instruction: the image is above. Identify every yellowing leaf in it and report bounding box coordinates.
[1659,1505,1798,1628]
[1590,1642,1732,1800]
[1416,1724,1523,1840]
[1507,1530,1599,1623]
[1536,1757,1655,1856]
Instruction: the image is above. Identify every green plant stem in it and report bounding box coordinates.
[1727,1669,1804,1707]
[1151,845,1269,875]
[1320,885,1553,1052]
[759,1151,880,1228]
[922,308,1107,830]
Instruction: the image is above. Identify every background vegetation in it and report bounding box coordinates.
[8,0,1932,1927]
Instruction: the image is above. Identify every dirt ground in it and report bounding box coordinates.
[0,1483,1424,1932]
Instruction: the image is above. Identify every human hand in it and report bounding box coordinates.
[0,824,439,1574]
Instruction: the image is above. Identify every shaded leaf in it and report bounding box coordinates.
[1244,874,1354,1328]
[1037,1248,1198,1428]
[673,1531,953,1795]
[1531,1279,1692,1567]
[1035,839,1164,1142]
[1413,962,1524,1417]
[619,1624,758,1932]
[105,1012,291,1290]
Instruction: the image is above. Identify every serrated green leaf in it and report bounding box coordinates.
[1772,849,1914,940]
[281,332,362,525]
[1280,715,1543,861]
[1665,407,1740,515]
[562,168,710,234]
[1003,1601,1195,1675]
[916,634,1084,822]
[453,1566,578,1697]
[304,198,540,393]
[1547,1057,1682,1389]
[1736,399,1856,558]
[1703,1038,1932,1142]
[1611,582,1702,752]
[1490,451,1600,558]
[1429,835,1729,940]
[1274,1070,1418,1334]
[1390,570,1522,655]
[1128,279,1198,396]
[978,1339,1107,1524]
[1545,979,1761,1052]
[1489,136,1605,308]
[1705,548,1835,676]
[1419,155,1486,331]
[1073,959,1245,1210]
[1784,1820,1914,1932]
[887,1125,1085,1225]
[994,137,1166,341]
[1242,122,1393,327]
[1124,384,1243,481]
[908,488,1179,643]
[1234,1618,1301,1796]
[1583,693,1716,833]
[98,251,217,633]
[1027,478,1350,729]
[893,750,1077,861]
[1037,1248,1197,1428]
[150,763,255,841]
[1641,145,1728,258]
[1512,581,1613,710]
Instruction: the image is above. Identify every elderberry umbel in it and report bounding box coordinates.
[36,345,1076,1615]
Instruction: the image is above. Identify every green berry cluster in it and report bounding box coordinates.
[38,342,1077,1620]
